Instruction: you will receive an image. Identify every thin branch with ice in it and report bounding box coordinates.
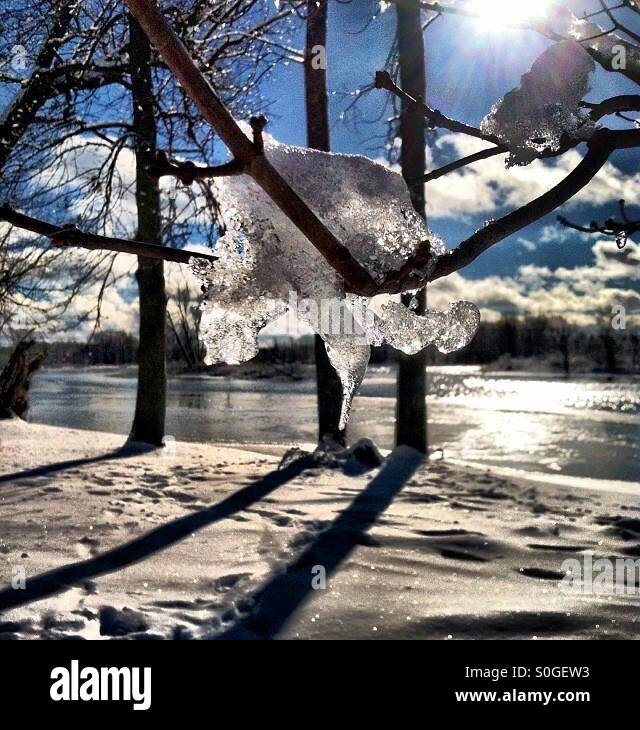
[374,70,506,147]
[558,199,639,249]
[0,205,217,265]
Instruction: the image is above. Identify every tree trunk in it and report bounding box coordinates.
[128,14,166,446]
[395,3,428,454]
[304,0,346,446]
[0,340,44,419]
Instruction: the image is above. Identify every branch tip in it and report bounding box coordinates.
[250,115,268,152]
[374,70,394,91]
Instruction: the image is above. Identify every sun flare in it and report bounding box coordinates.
[466,0,550,28]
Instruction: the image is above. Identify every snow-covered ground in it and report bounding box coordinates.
[1,420,640,639]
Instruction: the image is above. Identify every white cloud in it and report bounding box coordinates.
[53,258,207,340]
[421,134,640,221]
[428,238,640,326]
[517,237,537,251]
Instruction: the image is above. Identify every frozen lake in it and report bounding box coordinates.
[24,365,640,485]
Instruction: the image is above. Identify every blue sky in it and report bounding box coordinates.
[7,0,638,336]
[253,0,640,325]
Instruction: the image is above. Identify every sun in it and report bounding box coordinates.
[465,0,550,29]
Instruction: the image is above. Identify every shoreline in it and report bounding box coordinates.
[5,420,640,496]
[2,420,640,639]
[24,362,640,379]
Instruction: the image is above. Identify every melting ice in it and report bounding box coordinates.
[191,133,480,428]
[481,40,595,166]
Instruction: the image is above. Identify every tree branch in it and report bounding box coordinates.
[374,70,505,146]
[0,1,81,171]
[429,138,615,281]
[414,147,507,183]
[374,69,614,164]
[558,198,638,248]
[124,0,380,296]
[0,205,217,265]
[149,150,245,184]
[583,95,640,121]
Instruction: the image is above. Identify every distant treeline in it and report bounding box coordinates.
[263,316,639,374]
[431,315,639,374]
[2,315,638,375]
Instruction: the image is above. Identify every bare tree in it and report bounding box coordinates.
[1,0,298,444]
[0,1,129,337]
[553,317,573,377]
[5,0,640,444]
[167,282,205,371]
[304,0,346,447]
[394,0,429,453]
[128,13,166,445]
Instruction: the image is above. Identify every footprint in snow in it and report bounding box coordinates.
[517,567,566,581]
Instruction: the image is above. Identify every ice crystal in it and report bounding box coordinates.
[481,40,595,166]
[191,132,480,428]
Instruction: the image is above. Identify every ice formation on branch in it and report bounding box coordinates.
[481,40,595,166]
[191,133,480,428]
[546,2,640,80]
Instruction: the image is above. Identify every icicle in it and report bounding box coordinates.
[323,336,371,429]
[375,300,480,356]
[190,130,481,428]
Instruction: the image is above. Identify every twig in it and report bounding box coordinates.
[413,147,507,184]
[0,205,217,265]
[558,198,640,248]
[374,70,504,146]
[150,115,269,183]
[150,150,245,184]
